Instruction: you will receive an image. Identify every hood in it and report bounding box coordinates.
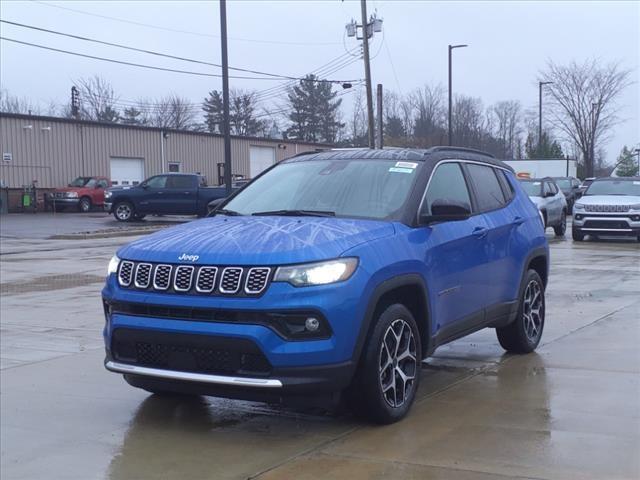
[529,196,545,208]
[118,216,396,265]
[55,186,89,193]
[576,195,640,206]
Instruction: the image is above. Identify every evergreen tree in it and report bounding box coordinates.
[203,89,264,136]
[285,75,343,143]
[122,107,144,125]
[525,132,564,159]
[615,146,639,177]
[384,115,405,139]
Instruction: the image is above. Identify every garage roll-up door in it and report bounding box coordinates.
[110,157,145,186]
[249,146,276,178]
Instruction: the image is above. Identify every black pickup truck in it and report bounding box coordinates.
[105,173,229,221]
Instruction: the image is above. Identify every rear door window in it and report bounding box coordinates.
[167,176,194,189]
[466,164,507,211]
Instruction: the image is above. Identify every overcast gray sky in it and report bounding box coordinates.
[1,0,638,163]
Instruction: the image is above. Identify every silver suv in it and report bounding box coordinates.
[572,177,640,241]
[519,178,568,236]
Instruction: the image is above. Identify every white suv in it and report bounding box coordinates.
[572,177,640,242]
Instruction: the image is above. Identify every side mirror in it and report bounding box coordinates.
[207,197,225,215]
[141,184,149,189]
[420,199,471,224]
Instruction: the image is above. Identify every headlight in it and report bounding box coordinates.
[274,258,358,287]
[105,191,112,199]
[630,204,640,211]
[107,255,120,276]
[65,191,78,198]
[573,203,585,210]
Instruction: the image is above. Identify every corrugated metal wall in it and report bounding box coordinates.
[0,114,323,188]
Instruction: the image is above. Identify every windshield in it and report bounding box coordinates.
[68,177,95,187]
[519,180,542,197]
[554,178,571,189]
[223,159,421,220]
[584,180,640,196]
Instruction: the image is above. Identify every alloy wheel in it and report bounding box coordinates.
[379,319,417,408]
[522,280,543,342]
[116,204,132,221]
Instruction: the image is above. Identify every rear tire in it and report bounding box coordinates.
[347,304,421,424]
[572,227,584,241]
[113,201,134,222]
[496,269,545,354]
[554,211,567,236]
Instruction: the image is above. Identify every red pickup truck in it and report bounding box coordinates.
[49,176,111,212]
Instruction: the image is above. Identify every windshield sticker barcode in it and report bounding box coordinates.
[395,162,418,169]
[389,167,414,174]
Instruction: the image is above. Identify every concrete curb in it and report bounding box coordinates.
[49,226,171,240]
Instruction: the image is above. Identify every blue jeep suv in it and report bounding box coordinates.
[103,147,548,423]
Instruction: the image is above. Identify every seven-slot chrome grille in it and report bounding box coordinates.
[116,261,271,296]
[584,204,630,213]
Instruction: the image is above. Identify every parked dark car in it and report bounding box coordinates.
[552,176,582,210]
[105,173,228,222]
[48,176,111,212]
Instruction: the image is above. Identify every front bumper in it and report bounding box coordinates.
[572,212,640,236]
[50,197,80,206]
[104,201,112,212]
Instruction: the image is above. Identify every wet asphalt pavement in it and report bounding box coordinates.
[1,217,639,480]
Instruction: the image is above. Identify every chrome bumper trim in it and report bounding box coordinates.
[105,361,283,388]
[580,228,633,232]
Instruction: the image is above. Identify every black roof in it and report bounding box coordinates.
[285,146,514,172]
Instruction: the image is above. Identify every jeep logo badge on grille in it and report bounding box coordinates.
[178,253,200,262]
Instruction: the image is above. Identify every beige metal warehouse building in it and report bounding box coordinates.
[0,113,327,210]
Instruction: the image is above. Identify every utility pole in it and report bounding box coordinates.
[538,81,553,152]
[448,44,468,146]
[360,0,374,149]
[346,3,382,149]
[589,102,599,178]
[70,86,80,119]
[376,83,383,149]
[220,0,232,196]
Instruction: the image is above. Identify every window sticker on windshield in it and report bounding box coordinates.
[389,167,414,174]
[532,182,541,185]
[395,161,418,169]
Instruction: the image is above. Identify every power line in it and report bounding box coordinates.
[0,37,274,80]
[32,0,342,46]
[0,20,350,82]
[1,36,362,84]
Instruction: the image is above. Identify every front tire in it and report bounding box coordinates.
[572,227,584,241]
[113,201,134,222]
[496,269,545,353]
[348,304,421,424]
[554,210,567,236]
[78,196,92,213]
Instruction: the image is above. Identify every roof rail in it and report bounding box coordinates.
[427,146,495,158]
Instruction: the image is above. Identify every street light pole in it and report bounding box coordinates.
[219,0,232,196]
[448,44,468,146]
[589,102,599,178]
[538,81,553,151]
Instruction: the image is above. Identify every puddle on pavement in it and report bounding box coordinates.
[0,273,105,294]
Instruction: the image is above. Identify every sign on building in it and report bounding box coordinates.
[2,152,12,163]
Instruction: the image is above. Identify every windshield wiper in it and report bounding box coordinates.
[214,208,242,216]
[252,209,335,217]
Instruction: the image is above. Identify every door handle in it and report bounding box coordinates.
[513,216,525,225]
[472,227,488,239]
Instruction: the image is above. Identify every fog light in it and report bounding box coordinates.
[574,214,583,220]
[305,317,320,332]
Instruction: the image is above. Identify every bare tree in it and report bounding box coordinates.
[75,75,120,122]
[452,95,485,148]
[489,100,523,158]
[347,88,367,146]
[540,59,632,176]
[148,94,200,130]
[0,89,40,114]
[410,84,446,146]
